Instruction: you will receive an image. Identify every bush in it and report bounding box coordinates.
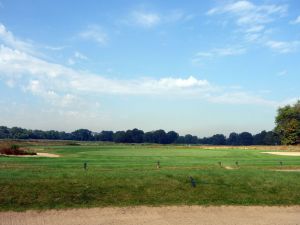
[0,144,36,155]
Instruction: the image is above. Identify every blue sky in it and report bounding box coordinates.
[0,0,299,136]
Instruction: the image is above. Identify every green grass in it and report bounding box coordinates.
[1,143,300,211]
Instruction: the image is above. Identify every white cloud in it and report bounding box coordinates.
[245,25,264,33]
[5,79,15,88]
[1,24,297,109]
[207,1,287,25]
[224,1,255,13]
[74,51,87,60]
[131,11,161,28]
[44,45,68,51]
[0,44,279,107]
[157,76,209,88]
[208,92,276,106]
[192,46,246,65]
[67,51,88,65]
[0,44,213,96]
[197,46,246,57]
[79,25,108,45]
[277,70,287,77]
[206,1,300,54]
[0,23,295,111]
[290,15,300,24]
[265,40,300,53]
[0,23,35,55]
[127,9,194,28]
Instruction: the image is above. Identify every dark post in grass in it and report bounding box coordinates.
[157,160,160,169]
[189,176,196,188]
[84,162,87,171]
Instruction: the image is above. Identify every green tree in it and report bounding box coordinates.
[275,100,300,145]
[71,129,93,141]
[227,132,239,145]
[238,132,253,145]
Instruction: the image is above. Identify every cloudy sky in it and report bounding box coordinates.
[0,0,299,136]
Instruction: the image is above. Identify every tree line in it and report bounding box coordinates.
[0,100,299,145]
[0,126,280,145]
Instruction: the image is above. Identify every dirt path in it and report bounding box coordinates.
[1,206,300,225]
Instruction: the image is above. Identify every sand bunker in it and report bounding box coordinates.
[0,206,299,225]
[224,166,236,170]
[273,169,300,172]
[1,152,60,158]
[36,152,60,157]
[262,152,300,156]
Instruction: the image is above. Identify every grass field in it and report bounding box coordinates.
[1,142,300,211]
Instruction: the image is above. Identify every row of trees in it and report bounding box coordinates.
[0,126,279,145]
[0,100,299,145]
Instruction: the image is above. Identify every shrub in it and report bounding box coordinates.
[0,144,36,155]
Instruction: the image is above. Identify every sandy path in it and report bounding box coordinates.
[262,152,300,156]
[1,206,300,225]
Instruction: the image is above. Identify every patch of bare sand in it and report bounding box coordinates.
[262,152,300,156]
[0,206,300,225]
[36,152,60,157]
[224,166,237,170]
[273,169,300,172]
[0,152,60,158]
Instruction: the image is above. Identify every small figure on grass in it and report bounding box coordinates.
[280,161,283,166]
[235,161,239,167]
[218,161,222,167]
[189,176,196,188]
[157,160,160,169]
[84,162,88,171]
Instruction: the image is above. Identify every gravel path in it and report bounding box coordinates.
[1,206,300,225]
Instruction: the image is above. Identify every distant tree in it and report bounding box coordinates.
[10,127,29,139]
[96,131,114,142]
[124,130,133,143]
[59,131,73,140]
[152,129,168,144]
[227,132,239,145]
[44,130,61,140]
[175,136,186,144]
[143,131,154,143]
[253,130,267,145]
[0,126,10,139]
[238,132,253,145]
[184,134,198,144]
[275,100,300,145]
[28,129,46,139]
[71,129,93,141]
[198,137,209,145]
[166,131,179,144]
[211,134,226,145]
[264,131,280,145]
[113,131,127,143]
[130,128,144,143]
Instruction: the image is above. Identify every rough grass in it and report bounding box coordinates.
[0,142,300,211]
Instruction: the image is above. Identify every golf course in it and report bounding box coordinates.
[1,142,300,211]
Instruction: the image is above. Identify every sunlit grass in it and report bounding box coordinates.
[0,143,300,211]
